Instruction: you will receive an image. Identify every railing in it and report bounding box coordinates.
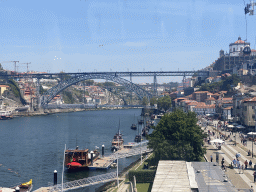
[49,172,117,191]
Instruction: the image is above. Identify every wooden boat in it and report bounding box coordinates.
[134,135,142,142]
[138,119,144,124]
[111,130,124,152]
[65,146,99,171]
[131,114,137,130]
[142,127,148,137]
[131,124,137,130]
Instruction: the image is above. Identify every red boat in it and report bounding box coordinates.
[65,146,99,171]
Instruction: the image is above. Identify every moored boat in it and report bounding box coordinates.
[131,124,137,130]
[0,110,13,120]
[10,179,33,192]
[131,114,137,130]
[65,146,99,171]
[138,119,144,124]
[111,130,124,152]
[134,134,142,142]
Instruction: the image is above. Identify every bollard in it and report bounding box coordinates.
[91,151,94,166]
[102,144,105,157]
[15,187,20,192]
[54,170,57,185]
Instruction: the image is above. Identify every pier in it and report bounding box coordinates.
[89,141,151,169]
[35,142,152,191]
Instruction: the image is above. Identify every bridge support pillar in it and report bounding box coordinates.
[36,78,41,110]
[183,74,186,90]
[130,73,132,105]
[153,75,157,97]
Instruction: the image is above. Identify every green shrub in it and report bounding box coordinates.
[128,170,156,183]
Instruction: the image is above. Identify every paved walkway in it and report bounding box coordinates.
[204,119,256,191]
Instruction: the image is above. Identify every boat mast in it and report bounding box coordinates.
[62,144,66,192]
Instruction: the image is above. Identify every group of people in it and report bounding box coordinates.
[232,157,253,174]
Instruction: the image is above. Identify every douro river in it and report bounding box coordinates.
[0,108,144,191]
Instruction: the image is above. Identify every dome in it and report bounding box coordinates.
[234,37,245,44]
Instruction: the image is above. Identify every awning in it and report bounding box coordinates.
[236,125,245,129]
[210,139,225,143]
[248,132,256,135]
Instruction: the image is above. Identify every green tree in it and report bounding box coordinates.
[0,63,3,70]
[85,79,94,86]
[150,97,157,106]
[142,96,149,106]
[39,85,46,94]
[148,109,206,165]
[157,96,171,112]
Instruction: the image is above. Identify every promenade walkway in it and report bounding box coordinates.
[204,119,256,191]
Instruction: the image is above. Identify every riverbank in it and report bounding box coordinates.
[12,106,143,117]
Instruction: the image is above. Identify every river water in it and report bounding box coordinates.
[0,108,145,191]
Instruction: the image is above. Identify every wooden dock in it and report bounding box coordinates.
[88,156,114,169]
[88,141,149,169]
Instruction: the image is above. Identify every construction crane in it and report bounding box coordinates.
[19,62,31,73]
[1,61,19,73]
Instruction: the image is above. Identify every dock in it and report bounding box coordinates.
[88,141,151,169]
[88,156,113,169]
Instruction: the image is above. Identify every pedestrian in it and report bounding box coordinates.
[210,155,213,162]
[249,160,253,168]
[241,164,244,174]
[253,171,256,182]
[237,159,240,169]
[245,160,248,169]
[233,159,237,168]
[221,157,225,168]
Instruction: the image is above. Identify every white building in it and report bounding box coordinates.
[229,37,250,56]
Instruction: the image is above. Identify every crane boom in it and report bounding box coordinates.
[1,61,19,73]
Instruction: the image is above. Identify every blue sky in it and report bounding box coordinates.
[0,0,255,83]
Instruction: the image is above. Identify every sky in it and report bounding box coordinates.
[0,0,256,83]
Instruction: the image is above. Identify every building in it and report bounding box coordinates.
[192,91,209,102]
[213,37,256,72]
[240,97,256,128]
[152,161,237,192]
[0,85,9,95]
[193,103,215,115]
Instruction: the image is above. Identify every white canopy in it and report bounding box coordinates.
[227,125,234,128]
[210,139,225,143]
[248,132,256,135]
[236,125,245,129]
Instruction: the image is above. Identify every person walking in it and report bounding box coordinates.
[233,159,237,168]
[221,157,225,168]
[245,160,248,169]
[210,155,213,162]
[237,159,240,170]
[253,171,256,182]
[249,160,253,169]
[241,164,244,174]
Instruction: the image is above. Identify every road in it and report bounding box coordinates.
[202,118,256,191]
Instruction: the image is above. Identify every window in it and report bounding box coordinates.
[233,48,235,52]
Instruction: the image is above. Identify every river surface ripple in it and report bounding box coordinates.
[0,108,145,191]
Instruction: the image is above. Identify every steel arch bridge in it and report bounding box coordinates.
[41,73,152,107]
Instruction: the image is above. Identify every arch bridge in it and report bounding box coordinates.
[41,73,152,107]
